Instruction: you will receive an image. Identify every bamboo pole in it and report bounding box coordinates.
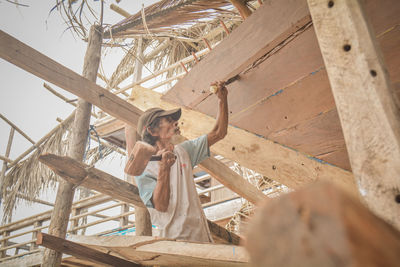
[113,44,215,95]
[0,113,34,144]
[42,25,103,267]
[0,155,12,164]
[110,4,131,18]
[148,72,185,90]
[43,83,98,118]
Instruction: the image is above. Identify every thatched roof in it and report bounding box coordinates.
[104,0,239,38]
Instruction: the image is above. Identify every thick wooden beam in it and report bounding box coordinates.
[67,235,248,266]
[162,0,311,108]
[0,30,142,128]
[39,153,241,245]
[38,154,145,208]
[245,182,400,267]
[37,233,140,267]
[308,0,400,229]
[129,86,357,195]
[0,29,264,206]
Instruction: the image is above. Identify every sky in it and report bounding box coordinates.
[0,0,158,223]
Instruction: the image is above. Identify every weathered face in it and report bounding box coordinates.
[152,116,180,140]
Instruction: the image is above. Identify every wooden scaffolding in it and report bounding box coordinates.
[0,0,400,266]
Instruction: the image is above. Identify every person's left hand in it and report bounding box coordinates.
[210,81,228,100]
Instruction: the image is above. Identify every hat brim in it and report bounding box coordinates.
[158,108,181,121]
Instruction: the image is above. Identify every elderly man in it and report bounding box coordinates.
[125,82,228,242]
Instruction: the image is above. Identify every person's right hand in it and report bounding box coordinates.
[159,148,176,169]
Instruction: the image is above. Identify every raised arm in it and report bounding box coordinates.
[124,124,136,155]
[152,148,175,212]
[207,81,229,147]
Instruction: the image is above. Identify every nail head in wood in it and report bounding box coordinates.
[328,1,334,8]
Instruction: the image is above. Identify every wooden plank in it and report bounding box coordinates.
[268,108,350,171]
[67,235,249,267]
[38,154,145,208]
[129,86,357,195]
[0,30,142,128]
[37,233,140,267]
[38,153,241,245]
[245,182,400,267]
[95,118,125,137]
[308,0,400,229]
[162,0,311,108]
[195,24,324,121]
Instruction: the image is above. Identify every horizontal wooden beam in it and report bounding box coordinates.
[129,86,358,195]
[36,233,140,267]
[245,182,400,266]
[67,235,249,266]
[39,153,241,245]
[38,153,145,208]
[0,30,142,128]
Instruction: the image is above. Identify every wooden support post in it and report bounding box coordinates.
[39,153,240,244]
[119,204,130,227]
[30,221,42,251]
[37,233,140,267]
[229,0,252,19]
[42,25,103,267]
[129,36,152,237]
[69,208,80,235]
[245,182,400,267]
[308,0,400,229]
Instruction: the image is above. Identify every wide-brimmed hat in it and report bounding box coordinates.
[137,107,181,139]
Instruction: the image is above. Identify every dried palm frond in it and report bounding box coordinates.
[104,1,245,90]
[105,0,238,38]
[49,0,103,40]
[106,40,138,90]
[0,118,73,223]
[0,117,126,223]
